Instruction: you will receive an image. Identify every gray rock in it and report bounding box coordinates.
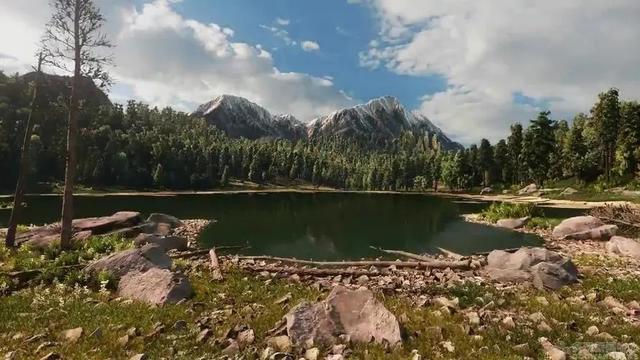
[146,213,184,228]
[285,286,401,347]
[518,183,538,195]
[84,244,171,278]
[134,234,188,252]
[73,211,142,234]
[484,247,578,289]
[496,217,530,229]
[552,216,617,240]
[117,267,193,305]
[606,236,640,258]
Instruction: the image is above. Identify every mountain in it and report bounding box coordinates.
[192,95,462,150]
[192,95,306,140]
[308,96,463,150]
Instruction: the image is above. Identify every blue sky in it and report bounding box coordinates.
[2,0,640,144]
[173,0,446,109]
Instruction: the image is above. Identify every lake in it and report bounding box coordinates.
[0,192,565,260]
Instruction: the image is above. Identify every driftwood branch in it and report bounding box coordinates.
[368,246,436,262]
[234,255,471,270]
[436,247,465,260]
[243,265,391,277]
[209,248,223,281]
[600,217,640,229]
[170,245,249,259]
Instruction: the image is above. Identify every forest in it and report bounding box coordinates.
[1,71,639,194]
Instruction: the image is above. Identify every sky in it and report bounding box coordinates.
[1,0,640,144]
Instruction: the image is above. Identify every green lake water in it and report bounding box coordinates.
[0,192,577,260]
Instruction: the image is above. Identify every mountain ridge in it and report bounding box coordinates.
[192,94,462,150]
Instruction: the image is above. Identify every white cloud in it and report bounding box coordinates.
[301,40,320,52]
[259,24,296,46]
[0,0,353,121]
[275,17,290,26]
[363,0,640,143]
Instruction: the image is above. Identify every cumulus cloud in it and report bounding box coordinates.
[0,0,353,121]
[275,18,290,26]
[362,0,640,143]
[301,41,320,52]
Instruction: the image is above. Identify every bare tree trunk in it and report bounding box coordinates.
[60,0,81,250]
[5,54,44,248]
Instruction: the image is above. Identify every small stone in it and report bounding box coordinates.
[126,327,140,337]
[466,312,480,326]
[512,343,530,355]
[606,352,627,360]
[222,340,240,356]
[440,341,455,353]
[536,297,550,306]
[325,355,343,360]
[595,332,615,341]
[196,328,212,343]
[267,335,292,353]
[304,347,320,360]
[60,327,83,343]
[586,325,599,336]
[539,337,566,360]
[434,296,459,309]
[577,348,595,360]
[173,320,187,331]
[118,334,130,348]
[331,344,346,355]
[274,293,292,305]
[129,354,148,360]
[237,329,255,346]
[501,316,516,330]
[410,350,422,360]
[529,312,546,323]
[261,347,275,360]
[537,321,552,332]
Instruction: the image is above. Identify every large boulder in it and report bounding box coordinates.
[117,268,192,305]
[496,217,530,230]
[552,216,617,240]
[285,286,401,347]
[606,236,640,258]
[134,234,188,251]
[84,244,171,278]
[518,183,538,195]
[484,247,578,289]
[73,211,142,234]
[146,213,183,228]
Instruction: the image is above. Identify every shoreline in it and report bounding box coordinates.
[0,187,628,210]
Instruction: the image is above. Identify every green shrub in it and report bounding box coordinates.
[480,202,541,223]
[82,234,134,259]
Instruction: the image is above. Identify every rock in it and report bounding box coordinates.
[537,321,552,332]
[267,336,292,353]
[560,187,578,196]
[118,334,130,347]
[607,352,627,360]
[304,348,320,360]
[466,311,481,326]
[606,236,640,258]
[133,233,188,252]
[595,332,615,341]
[284,286,401,347]
[496,217,530,229]
[237,329,255,347]
[73,211,142,233]
[518,183,539,195]
[196,328,212,344]
[484,247,578,289]
[146,213,184,228]
[501,316,516,329]
[434,296,459,310]
[222,340,240,356]
[480,187,493,195]
[577,349,596,360]
[15,226,91,249]
[84,244,171,278]
[539,337,566,360]
[529,312,546,323]
[536,297,550,306]
[600,296,627,313]
[325,355,344,360]
[60,327,83,343]
[512,343,530,355]
[129,355,148,360]
[586,325,599,336]
[117,267,192,305]
[552,216,617,240]
[173,320,187,331]
[441,341,455,353]
[261,347,275,360]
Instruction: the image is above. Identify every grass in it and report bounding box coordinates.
[480,202,541,223]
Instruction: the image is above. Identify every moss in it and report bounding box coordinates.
[480,202,541,223]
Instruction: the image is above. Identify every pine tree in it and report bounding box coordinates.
[478,138,494,187]
[591,88,621,180]
[507,123,523,184]
[493,139,509,184]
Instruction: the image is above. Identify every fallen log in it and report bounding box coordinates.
[170,245,249,259]
[436,247,465,260]
[242,265,391,277]
[234,255,471,270]
[209,248,223,281]
[368,246,436,262]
